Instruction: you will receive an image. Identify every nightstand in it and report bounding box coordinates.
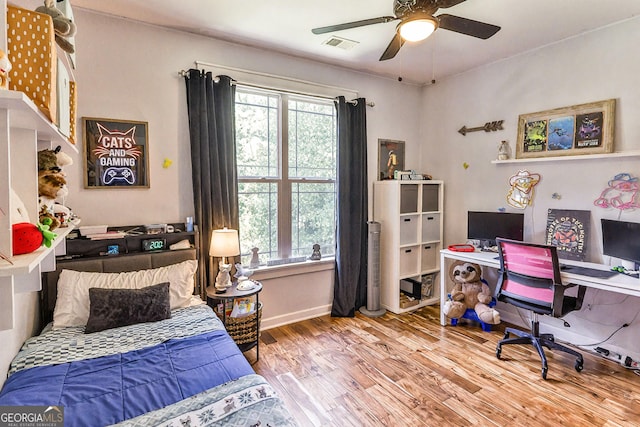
[206,281,263,363]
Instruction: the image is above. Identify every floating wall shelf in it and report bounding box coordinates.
[491,151,640,164]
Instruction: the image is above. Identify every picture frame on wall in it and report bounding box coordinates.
[515,98,615,159]
[378,139,405,180]
[83,117,150,188]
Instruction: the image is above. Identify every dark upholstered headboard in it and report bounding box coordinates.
[40,249,197,330]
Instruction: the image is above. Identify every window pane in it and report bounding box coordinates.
[291,182,336,258]
[288,99,336,179]
[236,91,279,178]
[238,182,278,265]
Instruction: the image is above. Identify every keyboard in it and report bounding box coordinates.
[559,264,618,279]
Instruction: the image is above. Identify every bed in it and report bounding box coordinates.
[0,250,297,427]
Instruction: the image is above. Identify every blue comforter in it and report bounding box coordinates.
[0,320,254,426]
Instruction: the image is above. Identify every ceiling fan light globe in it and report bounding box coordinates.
[399,18,437,42]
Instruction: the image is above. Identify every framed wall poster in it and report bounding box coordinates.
[516,99,615,159]
[83,117,150,188]
[545,209,591,261]
[378,139,405,180]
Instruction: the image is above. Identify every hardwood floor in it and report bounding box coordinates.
[252,306,640,427]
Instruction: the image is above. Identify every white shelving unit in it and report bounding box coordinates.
[0,90,77,331]
[373,180,444,314]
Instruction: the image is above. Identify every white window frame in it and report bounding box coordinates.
[236,86,337,267]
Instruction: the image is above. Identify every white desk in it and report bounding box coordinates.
[439,249,640,326]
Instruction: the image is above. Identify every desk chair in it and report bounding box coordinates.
[495,238,586,379]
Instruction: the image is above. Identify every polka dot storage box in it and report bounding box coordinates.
[6,5,58,123]
[69,80,77,144]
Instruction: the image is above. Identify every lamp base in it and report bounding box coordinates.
[214,287,227,294]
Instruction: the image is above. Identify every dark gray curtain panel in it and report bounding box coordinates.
[184,70,239,296]
[331,97,368,317]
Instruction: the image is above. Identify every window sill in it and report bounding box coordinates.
[250,257,334,281]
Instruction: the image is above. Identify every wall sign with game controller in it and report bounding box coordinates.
[83,117,149,188]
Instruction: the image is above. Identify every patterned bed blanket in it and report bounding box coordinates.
[0,304,298,426]
[9,304,223,375]
[113,374,298,427]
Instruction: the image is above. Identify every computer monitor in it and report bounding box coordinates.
[467,211,525,248]
[601,218,640,265]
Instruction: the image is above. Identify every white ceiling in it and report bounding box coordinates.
[68,0,640,85]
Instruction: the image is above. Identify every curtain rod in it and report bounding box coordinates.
[178,64,374,107]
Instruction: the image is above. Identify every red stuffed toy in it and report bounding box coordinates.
[12,223,43,255]
[12,219,57,255]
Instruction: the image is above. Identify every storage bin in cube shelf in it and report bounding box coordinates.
[421,273,436,299]
[7,5,58,123]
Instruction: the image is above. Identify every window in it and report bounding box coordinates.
[235,87,337,266]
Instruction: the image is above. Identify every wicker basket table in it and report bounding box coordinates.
[206,281,263,363]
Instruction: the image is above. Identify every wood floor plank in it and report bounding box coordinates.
[254,306,640,426]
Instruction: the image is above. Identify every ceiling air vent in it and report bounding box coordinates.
[322,36,359,50]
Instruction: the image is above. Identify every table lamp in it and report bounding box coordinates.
[209,227,240,293]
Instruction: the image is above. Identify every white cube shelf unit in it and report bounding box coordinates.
[373,180,443,314]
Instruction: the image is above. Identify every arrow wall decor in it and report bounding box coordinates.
[458,120,504,136]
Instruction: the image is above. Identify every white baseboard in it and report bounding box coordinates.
[261,304,332,330]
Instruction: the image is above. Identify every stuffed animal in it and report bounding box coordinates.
[35,0,76,54]
[12,219,57,255]
[0,49,11,90]
[38,145,73,172]
[443,260,501,325]
[38,170,68,230]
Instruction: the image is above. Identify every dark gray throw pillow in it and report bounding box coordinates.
[85,282,171,334]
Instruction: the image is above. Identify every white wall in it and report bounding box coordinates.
[66,10,422,228]
[421,17,640,362]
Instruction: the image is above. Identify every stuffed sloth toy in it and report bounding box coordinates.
[443,260,501,324]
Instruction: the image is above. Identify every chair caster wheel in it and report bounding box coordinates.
[542,367,548,380]
[496,347,502,359]
[575,362,583,372]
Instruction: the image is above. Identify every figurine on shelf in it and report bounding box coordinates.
[387,150,397,179]
[249,247,260,268]
[498,140,510,161]
[309,243,321,261]
[0,49,12,90]
[214,261,232,293]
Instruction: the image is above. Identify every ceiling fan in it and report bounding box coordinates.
[311,0,501,61]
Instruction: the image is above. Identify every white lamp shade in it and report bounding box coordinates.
[209,228,240,257]
[399,17,437,42]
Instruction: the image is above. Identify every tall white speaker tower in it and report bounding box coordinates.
[360,221,386,317]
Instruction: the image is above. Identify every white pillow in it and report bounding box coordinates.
[53,260,198,329]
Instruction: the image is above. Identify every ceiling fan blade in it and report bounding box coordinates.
[437,14,501,39]
[379,33,405,61]
[312,16,397,35]
[436,0,467,8]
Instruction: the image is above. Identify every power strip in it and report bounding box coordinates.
[595,346,622,362]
